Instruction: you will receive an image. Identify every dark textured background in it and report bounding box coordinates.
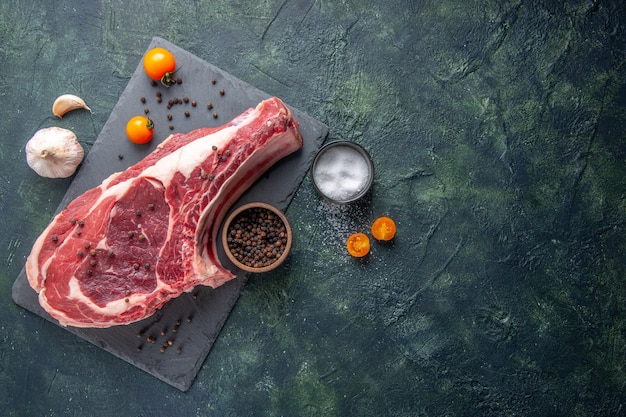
[1,0,625,416]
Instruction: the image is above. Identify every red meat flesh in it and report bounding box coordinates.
[25,97,303,328]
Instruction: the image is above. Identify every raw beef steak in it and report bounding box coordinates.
[25,97,303,328]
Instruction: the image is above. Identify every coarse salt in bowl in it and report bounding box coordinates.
[311,141,374,204]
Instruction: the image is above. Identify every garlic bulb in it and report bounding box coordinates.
[25,127,84,178]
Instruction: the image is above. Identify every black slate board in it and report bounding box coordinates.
[12,37,328,391]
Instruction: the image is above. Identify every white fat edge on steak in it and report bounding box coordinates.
[194,121,303,287]
[141,128,234,187]
[43,276,153,327]
[139,111,260,286]
[25,171,123,290]
[36,180,159,320]
[67,276,141,315]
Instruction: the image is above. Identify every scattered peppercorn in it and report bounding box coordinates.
[156,91,162,97]
[135,210,141,216]
[212,145,218,151]
[156,96,162,103]
[51,235,58,242]
[160,328,167,336]
[191,100,197,107]
[86,269,93,275]
[219,89,225,96]
[169,124,174,130]
[211,78,217,84]
[151,80,158,87]
[133,263,140,270]
[148,203,155,210]
[128,231,135,238]
[144,263,151,269]
[213,112,218,119]
[183,96,189,103]
[77,251,84,257]
[84,243,91,249]
[78,221,84,227]
[207,103,213,110]
[90,259,97,266]
[118,154,124,160]
[184,111,190,117]
[167,113,173,120]
[70,218,77,225]
[90,249,97,257]
[144,108,150,114]
[108,251,115,258]
[140,97,146,103]
[176,77,183,84]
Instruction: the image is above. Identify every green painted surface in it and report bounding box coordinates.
[1,0,625,415]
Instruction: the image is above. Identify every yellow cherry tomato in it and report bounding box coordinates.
[143,47,176,86]
[346,233,370,257]
[371,216,396,241]
[125,116,154,144]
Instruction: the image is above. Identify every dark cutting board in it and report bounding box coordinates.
[12,37,328,391]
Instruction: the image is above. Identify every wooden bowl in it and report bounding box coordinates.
[221,202,293,273]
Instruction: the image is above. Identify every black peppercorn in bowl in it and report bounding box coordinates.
[221,202,293,273]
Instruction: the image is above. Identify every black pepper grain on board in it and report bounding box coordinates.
[226,207,288,269]
[121,72,229,165]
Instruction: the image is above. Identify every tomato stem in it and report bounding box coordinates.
[160,65,182,87]
[161,72,175,87]
[146,118,154,130]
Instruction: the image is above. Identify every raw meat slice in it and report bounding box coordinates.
[25,97,303,328]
